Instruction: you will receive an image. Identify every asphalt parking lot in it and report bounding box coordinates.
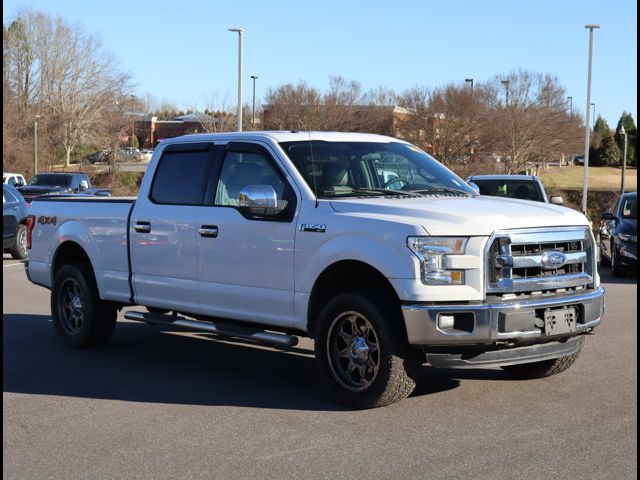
[3,255,637,480]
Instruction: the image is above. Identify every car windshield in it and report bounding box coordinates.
[279,141,475,198]
[27,174,72,187]
[620,196,637,219]
[471,179,544,202]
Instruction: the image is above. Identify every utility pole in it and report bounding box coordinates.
[228,27,245,132]
[251,75,258,129]
[582,24,600,215]
[620,125,628,193]
[33,116,40,176]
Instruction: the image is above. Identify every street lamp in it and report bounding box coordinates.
[581,24,600,215]
[33,114,40,176]
[130,95,136,148]
[465,78,474,91]
[228,27,245,132]
[567,96,573,116]
[501,79,510,106]
[620,125,628,193]
[590,103,596,128]
[250,75,258,129]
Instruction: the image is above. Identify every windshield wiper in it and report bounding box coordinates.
[411,187,473,196]
[351,188,422,197]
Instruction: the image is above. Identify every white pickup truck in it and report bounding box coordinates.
[25,132,604,408]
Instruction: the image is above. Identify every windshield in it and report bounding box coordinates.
[621,196,637,219]
[279,141,475,198]
[27,174,73,187]
[471,179,544,202]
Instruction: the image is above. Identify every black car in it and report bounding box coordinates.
[3,184,29,259]
[17,172,111,202]
[600,191,637,275]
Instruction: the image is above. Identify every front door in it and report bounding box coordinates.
[196,142,299,328]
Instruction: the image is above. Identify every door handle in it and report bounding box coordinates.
[134,221,151,233]
[199,225,218,238]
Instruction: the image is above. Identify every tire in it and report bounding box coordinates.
[51,263,117,348]
[10,224,28,260]
[611,241,624,277]
[501,347,582,379]
[314,291,420,409]
[599,242,610,267]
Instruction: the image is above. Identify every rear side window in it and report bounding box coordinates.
[150,146,215,205]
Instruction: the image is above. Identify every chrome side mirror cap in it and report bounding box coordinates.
[239,184,280,216]
[467,181,480,194]
[550,195,564,205]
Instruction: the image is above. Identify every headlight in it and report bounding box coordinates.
[407,237,468,285]
[618,233,637,243]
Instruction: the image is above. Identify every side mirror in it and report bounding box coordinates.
[239,185,282,216]
[600,211,616,221]
[550,196,564,205]
[467,181,480,194]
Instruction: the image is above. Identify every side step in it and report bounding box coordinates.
[123,310,299,349]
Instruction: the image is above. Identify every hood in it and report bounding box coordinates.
[330,195,589,236]
[18,185,71,197]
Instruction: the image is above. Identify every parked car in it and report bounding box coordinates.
[120,147,143,162]
[25,132,603,409]
[466,174,563,204]
[3,172,26,188]
[140,149,154,163]
[600,191,637,275]
[3,184,28,259]
[86,150,112,164]
[17,172,111,202]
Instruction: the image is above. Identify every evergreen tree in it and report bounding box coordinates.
[590,117,620,167]
[615,112,637,167]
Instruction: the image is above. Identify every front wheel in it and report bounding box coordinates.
[51,263,117,348]
[314,291,419,409]
[611,241,624,277]
[501,347,582,379]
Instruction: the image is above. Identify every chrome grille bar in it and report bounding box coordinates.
[496,251,587,269]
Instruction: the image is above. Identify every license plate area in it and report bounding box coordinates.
[544,306,577,335]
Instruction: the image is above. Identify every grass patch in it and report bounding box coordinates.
[541,166,637,192]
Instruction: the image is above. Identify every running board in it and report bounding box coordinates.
[123,311,299,349]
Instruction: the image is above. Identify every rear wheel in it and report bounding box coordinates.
[501,348,582,379]
[51,263,117,348]
[10,224,28,259]
[314,291,420,409]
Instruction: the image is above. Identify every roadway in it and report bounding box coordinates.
[3,255,637,479]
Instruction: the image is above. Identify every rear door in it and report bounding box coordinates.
[129,142,218,312]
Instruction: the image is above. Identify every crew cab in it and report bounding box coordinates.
[25,132,605,408]
[18,172,111,202]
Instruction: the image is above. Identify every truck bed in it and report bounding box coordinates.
[27,197,136,303]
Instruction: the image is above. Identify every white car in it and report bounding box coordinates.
[140,149,153,163]
[3,172,26,188]
[24,132,604,408]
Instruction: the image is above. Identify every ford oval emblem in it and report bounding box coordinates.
[541,251,567,269]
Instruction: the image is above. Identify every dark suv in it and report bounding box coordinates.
[600,192,637,275]
[3,184,28,259]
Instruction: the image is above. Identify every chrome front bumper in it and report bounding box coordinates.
[402,287,605,346]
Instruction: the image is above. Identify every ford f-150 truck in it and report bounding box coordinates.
[25,132,605,408]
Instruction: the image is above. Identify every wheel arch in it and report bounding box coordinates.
[306,260,403,337]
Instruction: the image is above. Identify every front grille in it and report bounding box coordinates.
[486,228,595,295]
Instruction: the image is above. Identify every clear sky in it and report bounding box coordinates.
[3,0,637,128]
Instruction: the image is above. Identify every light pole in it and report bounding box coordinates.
[581,24,599,215]
[465,78,474,91]
[228,27,245,132]
[590,103,596,128]
[33,114,40,176]
[130,95,136,148]
[501,79,510,106]
[250,75,258,129]
[567,96,573,116]
[620,125,628,193]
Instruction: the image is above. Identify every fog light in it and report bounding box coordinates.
[438,315,455,329]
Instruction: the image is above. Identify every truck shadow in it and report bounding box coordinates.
[3,313,494,411]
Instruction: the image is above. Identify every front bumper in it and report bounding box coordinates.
[402,287,605,347]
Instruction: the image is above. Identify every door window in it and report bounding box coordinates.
[150,146,216,205]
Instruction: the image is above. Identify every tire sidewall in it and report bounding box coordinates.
[314,292,405,407]
[51,264,110,348]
